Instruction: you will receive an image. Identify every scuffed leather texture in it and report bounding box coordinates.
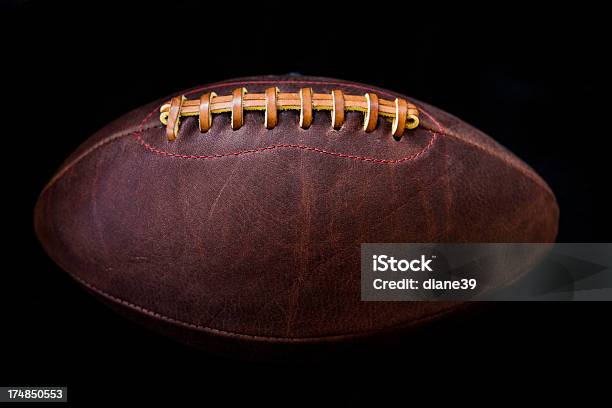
[34,75,559,356]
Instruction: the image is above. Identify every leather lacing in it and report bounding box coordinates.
[159,88,419,141]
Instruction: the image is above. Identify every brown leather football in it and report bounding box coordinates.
[34,75,558,357]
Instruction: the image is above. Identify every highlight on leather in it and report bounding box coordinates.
[165,95,186,141]
[160,87,420,141]
[198,92,216,132]
[331,90,345,130]
[231,87,247,130]
[299,87,313,129]
[264,87,279,129]
[363,93,379,133]
[392,98,408,138]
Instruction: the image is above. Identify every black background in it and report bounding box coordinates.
[1,1,610,405]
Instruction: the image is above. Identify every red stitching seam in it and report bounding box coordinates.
[133,80,446,164]
[136,140,437,164]
[68,266,461,342]
[40,124,164,196]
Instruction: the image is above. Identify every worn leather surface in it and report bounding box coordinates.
[34,75,559,354]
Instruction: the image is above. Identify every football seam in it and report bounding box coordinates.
[37,211,464,342]
[42,121,552,203]
[425,127,557,200]
[133,79,444,163]
[42,79,553,199]
[67,267,462,342]
[137,78,554,198]
[134,131,439,164]
[44,77,554,195]
[40,80,442,195]
[40,123,164,196]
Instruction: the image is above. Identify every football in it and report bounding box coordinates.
[34,75,558,357]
